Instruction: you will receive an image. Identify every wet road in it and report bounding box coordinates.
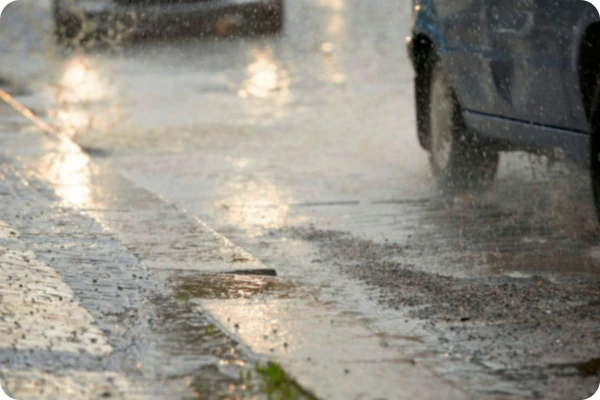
[2,0,600,398]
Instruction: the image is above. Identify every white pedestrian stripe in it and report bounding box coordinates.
[0,370,137,400]
[0,222,112,356]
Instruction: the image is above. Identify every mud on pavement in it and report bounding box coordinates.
[282,224,600,400]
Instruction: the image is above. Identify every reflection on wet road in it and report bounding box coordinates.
[40,137,92,208]
[1,0,600,398]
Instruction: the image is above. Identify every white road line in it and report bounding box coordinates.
[0,369,139,400]
[0,221,112,356]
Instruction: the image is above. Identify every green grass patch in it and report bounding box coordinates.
[241,362,317,400]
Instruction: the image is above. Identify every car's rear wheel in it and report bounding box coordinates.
[427,56,499,193]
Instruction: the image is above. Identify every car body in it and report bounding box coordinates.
[53,0,284,43]
[406,0,600,202]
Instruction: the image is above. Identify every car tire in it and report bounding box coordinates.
[426,56,499,193]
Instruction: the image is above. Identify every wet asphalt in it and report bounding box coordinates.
[1,0,600,399]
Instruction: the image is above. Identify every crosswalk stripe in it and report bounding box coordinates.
[0,221,112,357]
[0,369,137,400]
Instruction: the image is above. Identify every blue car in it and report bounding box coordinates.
[406,0,600,210]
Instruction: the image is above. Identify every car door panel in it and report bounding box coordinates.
[486,0,593,129]
[434,0,508,117]
[432,0,597,133]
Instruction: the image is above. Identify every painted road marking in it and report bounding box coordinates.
[0,222,112,356]
[0,370,139,400]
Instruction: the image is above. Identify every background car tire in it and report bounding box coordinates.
[426,56,499,193]
[53,0,111,49]
[53,0,78,46]
[256,0,284,35]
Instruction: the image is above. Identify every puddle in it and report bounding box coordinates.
[574,358,600,377]
[146,293,252,393]
[391,335,424,343]
[226,268,277,277]
[372,331,426,345]
[81,145,111,158]
[188,365,244,399]
[543,358,600,379]
[174,273,295,300]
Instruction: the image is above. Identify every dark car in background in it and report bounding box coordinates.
[53,0,284,44]
[406,0,600,215]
